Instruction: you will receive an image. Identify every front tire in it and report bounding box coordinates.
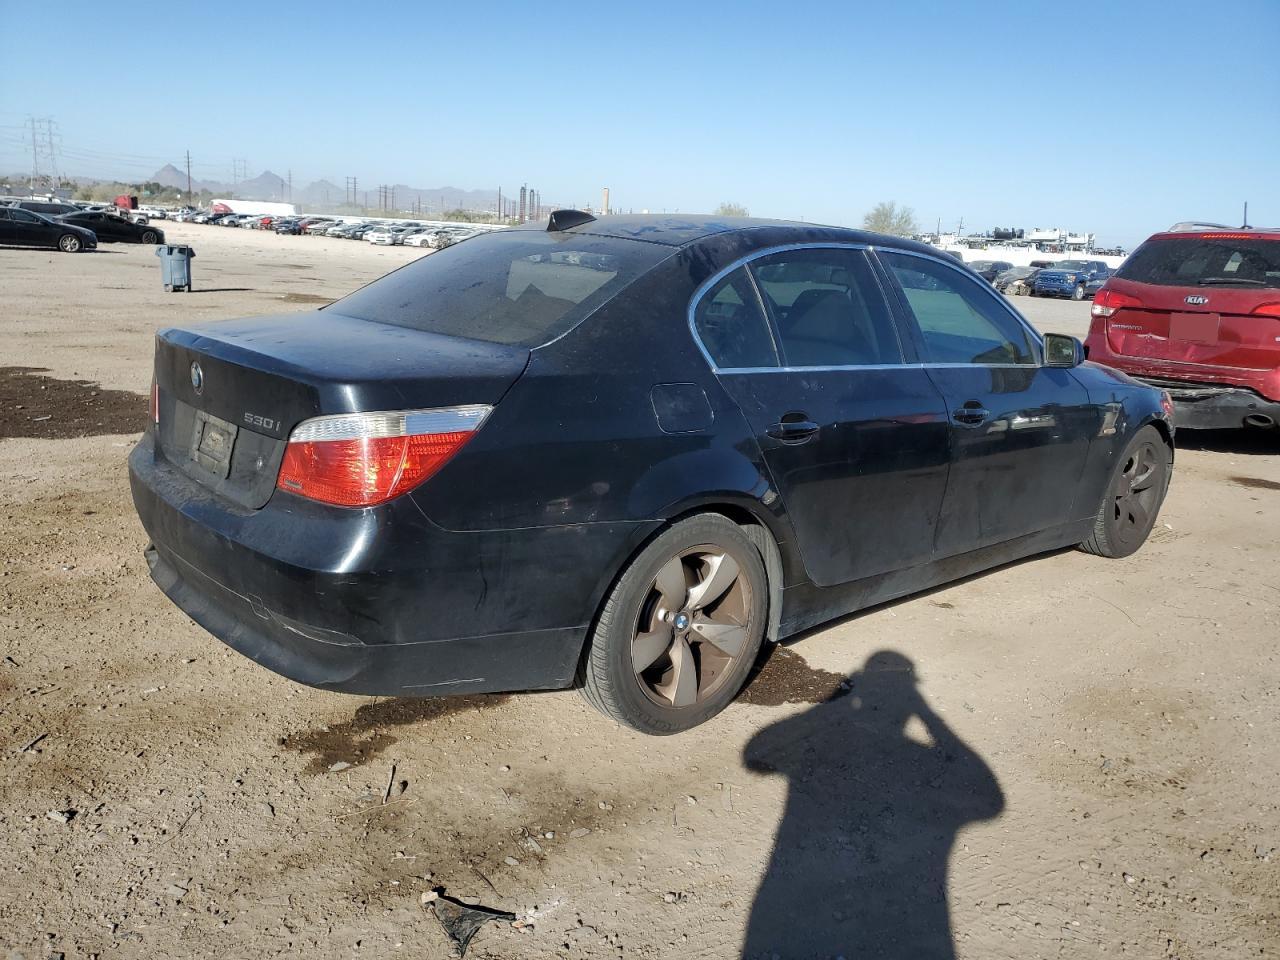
[58,234,82,253]
[579,514,768,734]
[141,230,159,244]
[1072,283,1087,301]
[1079,425,1171,558]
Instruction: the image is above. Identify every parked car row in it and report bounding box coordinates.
[183,211,483,250]
[0,200,164,252]
[986,259,1113,299]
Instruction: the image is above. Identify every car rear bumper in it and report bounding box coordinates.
[143,541,584,696]
[1134,377,1280,429]
[129,433,651,696]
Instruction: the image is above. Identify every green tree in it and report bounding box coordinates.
[862,201,919,237]
[713,201,749,217]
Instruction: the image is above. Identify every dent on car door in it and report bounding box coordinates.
[876,250,1098,554]
[693,247,951,588]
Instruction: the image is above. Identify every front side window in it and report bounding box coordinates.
[692,267,779,369]
[749,248,902,366]
[880,252,1035,365]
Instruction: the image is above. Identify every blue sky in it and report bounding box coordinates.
[2,0,1277,247]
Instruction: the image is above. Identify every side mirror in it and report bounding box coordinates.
[1043,333,1085,368]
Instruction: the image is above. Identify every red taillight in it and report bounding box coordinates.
[276,405,490,507]
[150,379,160,425]
[1091,287,1143,318]
[1254,302,1280,318]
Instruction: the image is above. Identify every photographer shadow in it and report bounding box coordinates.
[742,651,1004,959]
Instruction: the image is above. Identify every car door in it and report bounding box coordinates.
[8,207,57,246]
[692,245,952,587]
[95,214,129,241]
[876,249,1097,555]
[0,207,14,244]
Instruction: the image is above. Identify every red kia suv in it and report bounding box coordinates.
[1085,224,1280,430]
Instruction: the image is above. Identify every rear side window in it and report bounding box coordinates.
[330,230,672,347]
[750,248,902,366]
[1118,237,1280,289]
[881,252,1035,365]
[693,267,779,368]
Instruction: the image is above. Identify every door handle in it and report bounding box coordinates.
[952,401,990,426]
[767,418,819,442]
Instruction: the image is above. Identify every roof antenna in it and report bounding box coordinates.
[547,209,596,232]
[1242,200,1250,229]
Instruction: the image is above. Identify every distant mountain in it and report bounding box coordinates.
[145,165,548,213]
[226,169,290,202]
[294,179,345,207]
[150,163,189,189]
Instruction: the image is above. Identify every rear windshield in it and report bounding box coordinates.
[1118,237,1280,289]
[330,229,672,347]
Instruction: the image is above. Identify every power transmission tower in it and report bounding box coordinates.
[286,169,292,201]
[43,119,59,187]
[185,150,193,204]
[28,116,39,192]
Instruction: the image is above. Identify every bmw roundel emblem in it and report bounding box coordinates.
[190,361,204,395]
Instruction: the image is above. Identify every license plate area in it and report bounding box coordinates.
[1169,311,1220,345]
[189,410,239,478]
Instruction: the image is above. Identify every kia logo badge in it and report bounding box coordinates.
[190,361,204,395]
[1184,295,1209,305]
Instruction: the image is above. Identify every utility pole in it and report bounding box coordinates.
[287,169,292,202]
[185,150,193,204]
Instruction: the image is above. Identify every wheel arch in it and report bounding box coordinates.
[575,499,790,687]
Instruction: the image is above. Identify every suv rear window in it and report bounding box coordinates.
[1117,237,1280,289]
[330,230,672,347]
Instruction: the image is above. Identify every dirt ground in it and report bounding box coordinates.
[1,223,1278,960]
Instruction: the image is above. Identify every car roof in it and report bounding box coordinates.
[514,212,943,255]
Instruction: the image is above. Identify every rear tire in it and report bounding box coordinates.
[579,514,768,734]
[57,234,82,253]
[1079,425,1171,559]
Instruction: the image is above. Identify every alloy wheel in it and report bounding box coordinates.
[1110,439,1163,546]
[631,545,755,709]
[59,235,81,253]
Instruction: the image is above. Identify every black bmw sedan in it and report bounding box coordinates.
[58,210,164,244]
[129,213,1174,733]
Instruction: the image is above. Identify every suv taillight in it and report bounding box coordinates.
[1253,302,1280,318]
[1091,288,1143,318]
[277,405,491,507]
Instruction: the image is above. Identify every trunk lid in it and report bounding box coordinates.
[1103,276,1280,375]
[152,310,529,509]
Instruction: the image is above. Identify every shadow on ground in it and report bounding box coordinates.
[742,651,1004,958]
[1177,427,1278,456]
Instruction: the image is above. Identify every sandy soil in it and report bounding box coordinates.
[1,223,1278,960]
